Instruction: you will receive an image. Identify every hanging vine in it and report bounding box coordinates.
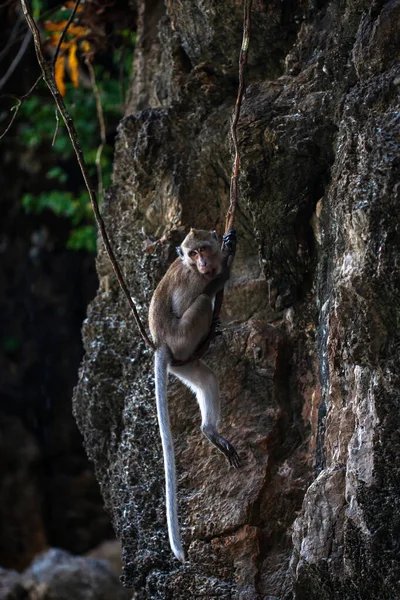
[19,0,253,359]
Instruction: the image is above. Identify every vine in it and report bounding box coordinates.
[19,0,253,357]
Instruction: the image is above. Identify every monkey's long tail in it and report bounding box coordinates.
[154,345,186,563]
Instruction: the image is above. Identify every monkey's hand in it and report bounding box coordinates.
[222,229,237,268]
[222,228,237,251]
[203,230,237,298]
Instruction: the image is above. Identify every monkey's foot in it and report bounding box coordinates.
[203,427,241,468]
[218,437,241,468]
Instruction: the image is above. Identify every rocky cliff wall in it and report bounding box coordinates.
[73,1,400,598]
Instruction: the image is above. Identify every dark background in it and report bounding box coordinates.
[0,0,135,570]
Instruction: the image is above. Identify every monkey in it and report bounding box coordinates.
[148,228,240,563]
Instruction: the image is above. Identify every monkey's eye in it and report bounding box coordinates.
[189,250,197,258]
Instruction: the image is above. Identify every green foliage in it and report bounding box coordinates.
[18,33,135,253]
[22,188,96,252]
[22,190,76,218]
[67,225,97,253]
[47,166,68,183]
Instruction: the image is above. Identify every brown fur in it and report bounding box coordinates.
[149,229,224,361]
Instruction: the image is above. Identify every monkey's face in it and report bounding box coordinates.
[180,229,221,279]
[187,244,219,277]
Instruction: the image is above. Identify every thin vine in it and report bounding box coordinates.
[171,0,252,367]
[225,0,252,235]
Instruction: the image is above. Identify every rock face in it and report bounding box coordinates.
[73,1,400,598]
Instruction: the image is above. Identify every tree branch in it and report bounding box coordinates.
[0,73,42,140]
[0,28,32,92]
[52,0,81,69]
[20,0,155,352]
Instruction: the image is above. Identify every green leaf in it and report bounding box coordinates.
[21,193,36,213]
[32,0,44,18]
[67,225,98,253]
[46,166,68,183]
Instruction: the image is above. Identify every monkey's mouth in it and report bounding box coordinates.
[200,267,215,278]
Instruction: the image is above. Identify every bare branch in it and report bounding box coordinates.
[0,1,81,140]
[52,107,60,146]
[0,74,42,140]
[20,0,155,352]
[0,98,21,139]
[52,0,81,69]
[0,12,25,61]
[0,28,32,92]
[118,43,127,110]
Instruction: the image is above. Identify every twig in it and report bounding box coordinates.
[52,0,81,69]
[0,0,79,115]
[52,107,59,146]
[0,12,25,61]
[0,0,79,137]
[0,97,22,139]
[0,28,32,92]
[0,73,42,140]
[20,0,155,352]
[85,57,106,199]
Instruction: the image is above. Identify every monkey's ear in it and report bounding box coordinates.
[176,246,183,258]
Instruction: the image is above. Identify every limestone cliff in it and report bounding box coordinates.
[73,1,400,598]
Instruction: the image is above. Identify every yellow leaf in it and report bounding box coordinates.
[44,21,88,39]
[67,24,88,37]
[68,42,79,88]
[55,56,66,96]
[49,33,69,51]
[81,40,91,54]
[44,20,69,32]
[49,33,60,46]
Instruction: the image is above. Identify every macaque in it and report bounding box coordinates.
[148,228,240,563]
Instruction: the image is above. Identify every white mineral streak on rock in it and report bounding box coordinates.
[291,466,345,568]
[345,366,379,539]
